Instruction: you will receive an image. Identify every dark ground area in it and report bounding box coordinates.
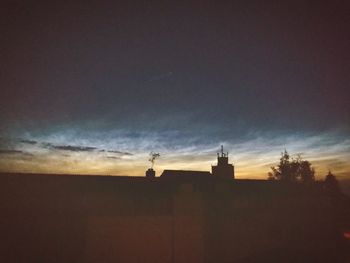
[0,173,349,263]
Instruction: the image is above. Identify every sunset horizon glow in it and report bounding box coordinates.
[1,125,349,182]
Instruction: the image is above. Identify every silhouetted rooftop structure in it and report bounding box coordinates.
[157,145,235,180]
[161,170,211,178]
[212,145,235,179]
[145,168,156,178]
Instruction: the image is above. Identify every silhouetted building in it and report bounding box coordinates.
[161,170,211,179]
[151,146,235,180]
[212,145,234,179]
[146,168,156,178]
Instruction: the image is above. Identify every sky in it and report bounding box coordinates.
[0,1,349,183]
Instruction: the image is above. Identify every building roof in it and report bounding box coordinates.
[160,169,212,178]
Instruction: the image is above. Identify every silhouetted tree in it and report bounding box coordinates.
[267,173,275,180]
[268,150,315,183]
[324,171,340,194]
[298,160,315,184]
[268,150,291,181]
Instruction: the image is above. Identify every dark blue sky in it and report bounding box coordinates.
[0,1,349,179]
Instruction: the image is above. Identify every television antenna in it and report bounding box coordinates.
[149,152,160,169]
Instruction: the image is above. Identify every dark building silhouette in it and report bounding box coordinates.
[158,146,234,180]
[211,145,234,179]
[161,170,211,178]
[145,168,156,178]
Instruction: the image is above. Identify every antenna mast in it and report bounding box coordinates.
[220,145,228,157]
[149,152,160,169]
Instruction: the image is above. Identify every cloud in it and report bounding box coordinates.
[0,149,34,159]
[107,150,133,156]
[14,137,134,158]
[106,156,121,159]
[38,140,133,155]
[51,145,97,152]
[20,139,38,145]
[40,142,97,152]
[0,149,23,154]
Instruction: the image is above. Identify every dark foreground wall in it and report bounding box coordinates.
[0,173,349,263]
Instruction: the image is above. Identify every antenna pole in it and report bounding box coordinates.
[149,152,160,169]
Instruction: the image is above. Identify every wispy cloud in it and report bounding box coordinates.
[107,150,133,156]
[0,149,34,160]
[20,139,38,145]
[0,149,24,154]
[50,145,97,152]
[106,156,121,160]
